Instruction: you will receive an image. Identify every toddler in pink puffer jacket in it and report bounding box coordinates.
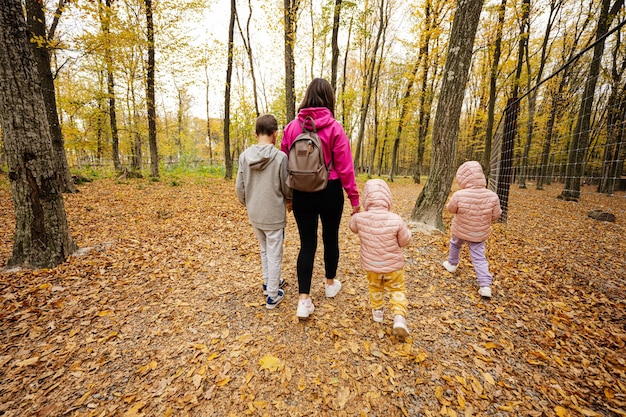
[443,161,502,298]
[349,179,412,338]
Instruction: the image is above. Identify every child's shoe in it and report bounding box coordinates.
[296,298,315,318]
[263,278,285,295]
[372,309,384,323]
[442,260,458,273]
[325,279,342,298]
[478,286,492,298]
[392,315,409,338]
[266,289,285,309]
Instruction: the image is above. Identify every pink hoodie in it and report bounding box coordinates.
[281,107,360,207]
[447,161,502,242]
[349,179,411,274]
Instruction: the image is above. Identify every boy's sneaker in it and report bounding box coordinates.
[443,261,458,273]
[372,309,384,323]
[392,315,409,338]
[325,279,342,298]
[296,298,315,318]
[263,278,285,295]
[478,286,492,298]
[266,289,285,309]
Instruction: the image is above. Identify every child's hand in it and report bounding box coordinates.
[286,199,293,213]
[351,205,361,215]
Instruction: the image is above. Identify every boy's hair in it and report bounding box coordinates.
[256,114,278,136]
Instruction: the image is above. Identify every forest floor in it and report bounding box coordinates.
[0,175,625,417]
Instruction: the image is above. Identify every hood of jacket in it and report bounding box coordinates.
[297,107,335,131]
[362,179,392,211]
[456,161,486,189]
[247,144,278,170]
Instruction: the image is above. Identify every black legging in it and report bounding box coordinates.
[292,179,344,294]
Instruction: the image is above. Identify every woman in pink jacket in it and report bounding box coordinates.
[281,78,360,319]
[349,179,411,338]
[443,161,502,298]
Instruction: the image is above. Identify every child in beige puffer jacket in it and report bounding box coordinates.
[443,161,502,298]
[349,179,412,338]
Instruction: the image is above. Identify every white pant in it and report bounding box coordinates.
[253,228,284,298]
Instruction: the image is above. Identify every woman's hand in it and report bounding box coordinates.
[351,205,361,215]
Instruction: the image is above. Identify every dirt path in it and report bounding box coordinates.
[0,177,624,416]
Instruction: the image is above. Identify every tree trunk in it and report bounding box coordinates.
[224,0,236,179]
[25,0,76,193]
[0,0,77,268]
[483,0,506,177]
[145,0,158,177]
[340,15,353,126]
[560,0,623,200]
[413,0,433,184]
[99,0,121,171]
[330,0,342,92]
[519,0,560,189]
[354,0,386,167]
[599,39,626,194]
[388,60,419,182]
[205,73,213,165]
[236,0,260,117]
[411,0,485,231]
[284,0,299,122]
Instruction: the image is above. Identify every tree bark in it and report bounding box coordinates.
[354,0,386,167]
[0,0,77,268]
[25,0,77,193]
[99,0,121,171]
[413,0,433,184]
[560,0,623,200]
[224,0,236,179]
[284,0,299,122]
[388,60,419,182]
[330,0,342,92]
[236,0,260,117]
[411,0,485,231]
[145,0,158,177]
[483,0,506,177]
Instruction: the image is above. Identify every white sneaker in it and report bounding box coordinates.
[392,315,409,338]
[296,298,315,318]
[443,261,458,273]
[478,286,492,298]
[325,279,342,298]
[372,309,384,323]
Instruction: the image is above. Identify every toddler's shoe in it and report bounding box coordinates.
[478,286,492,298]
[392,315,409,338]
[372,309,384,323]
[263,278,285,295]
[266,289,285,309]
[296,298,315,318]
[325,279,342,298]
[442,260,458,273]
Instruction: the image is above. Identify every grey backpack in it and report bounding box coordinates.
[286,117,331,192]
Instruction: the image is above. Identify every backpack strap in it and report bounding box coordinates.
[300,116,316,133]
[299,116,332,171]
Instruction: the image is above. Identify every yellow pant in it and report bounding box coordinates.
[366,269,408,317]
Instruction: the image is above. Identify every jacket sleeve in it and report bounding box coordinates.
[235,154,246,205]
[349,214,358,233]
[280,154,293,199]
[332,124,360,207]
[446,193,458,214]
[491,194,502,221]
[397,221,412,247]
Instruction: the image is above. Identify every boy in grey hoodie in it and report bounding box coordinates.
[236,114,292,309]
